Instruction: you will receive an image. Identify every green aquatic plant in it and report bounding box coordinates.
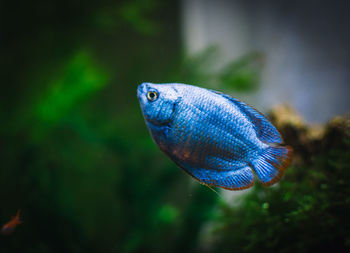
[35,50,109,124]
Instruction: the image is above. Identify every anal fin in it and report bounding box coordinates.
[177,159,254,190]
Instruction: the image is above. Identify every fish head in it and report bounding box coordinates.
[137,82,181,126]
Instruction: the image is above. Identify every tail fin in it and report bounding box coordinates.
[251,145,293,186]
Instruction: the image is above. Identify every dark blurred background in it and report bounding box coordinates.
[1,0,349,252]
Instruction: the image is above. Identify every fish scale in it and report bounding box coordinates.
[178,96,248,159]
[137,82,293,190]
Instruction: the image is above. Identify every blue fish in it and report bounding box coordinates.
[137,82,293,190]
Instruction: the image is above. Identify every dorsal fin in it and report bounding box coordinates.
[211,90,283,144]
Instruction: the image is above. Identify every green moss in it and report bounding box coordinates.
[211,117,350,253]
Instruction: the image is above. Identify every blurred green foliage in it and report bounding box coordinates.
[119,0,160,35]
[35,51,109,127]
[174,46,263,92]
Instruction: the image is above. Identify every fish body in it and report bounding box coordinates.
[137,82,293,190]
[1,209,22,235]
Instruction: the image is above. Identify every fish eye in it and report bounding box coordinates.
[147,91,158,102]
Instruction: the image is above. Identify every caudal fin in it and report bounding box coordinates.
[251,145,293,186]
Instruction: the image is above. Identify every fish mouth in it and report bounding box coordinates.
[137,82,151,100]
[137,84,144,100]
